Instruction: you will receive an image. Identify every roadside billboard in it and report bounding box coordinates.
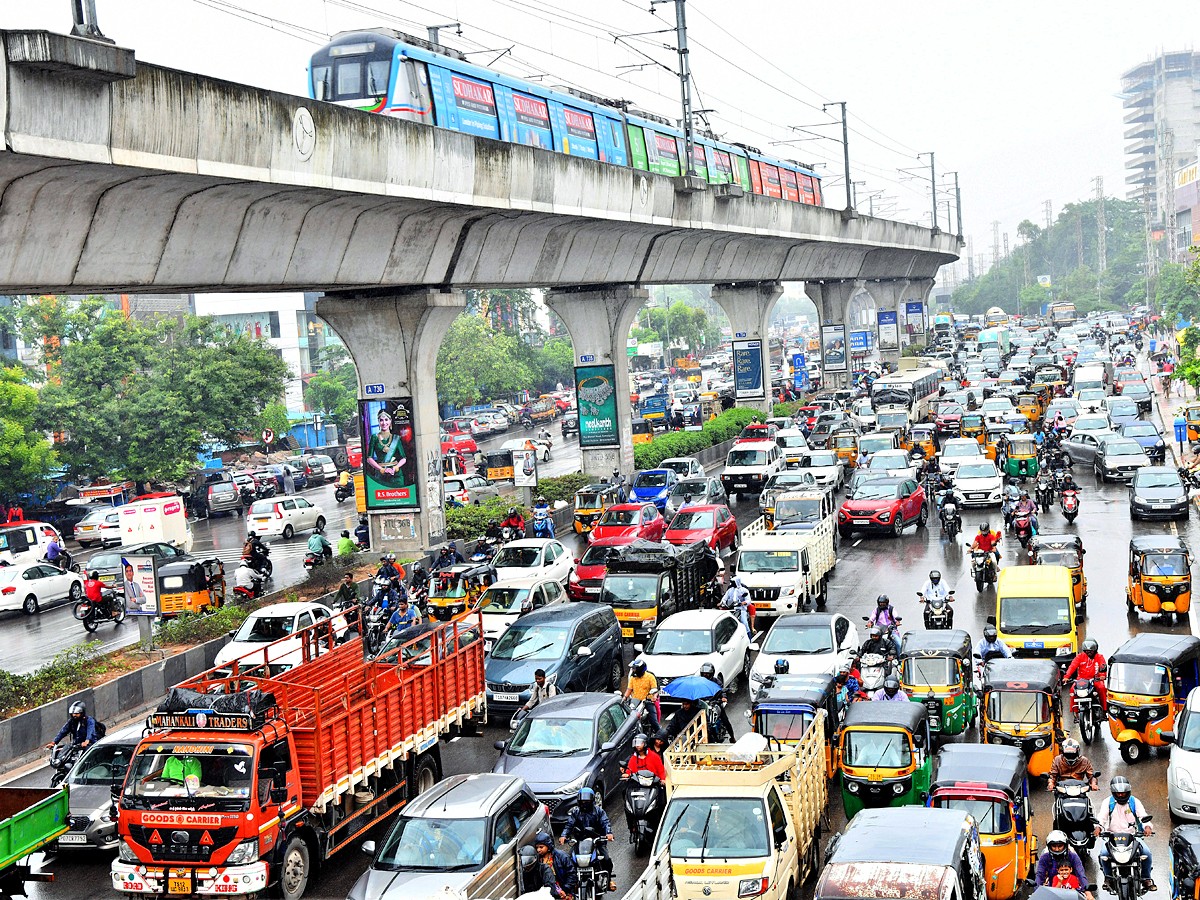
[121,555,159,616]
[732,339,765,400]
[877,310,898,350]
[359,397,420,510]
[821,324,847,373]
[575,364,619,448]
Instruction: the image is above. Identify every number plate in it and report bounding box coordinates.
[1024,641,1045,649]
[494,692,519,703]
[254,517,270,525]
[621,627,634,638]
[168,875,192,895]
[57,833,88,845]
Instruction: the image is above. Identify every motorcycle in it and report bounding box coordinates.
[49,742,84,788]
[245,543,272,578]
[334,482,354,503]
[233,565,267,602]
[303,548,331,571]
[530,508,554,539]
[968,547,998,592]
[857,652,891,696]
[1100,816,1153,900]
[1011,513,1034,549]
[1001,484,1022,530]
[1070,677,1103,745]
[568,835,613,900]
[470,536,499,563]
[41,551,76,574]
[705,698,732,743]
[362,603,389,657]
[938,491,961,540]
[1060,488,1080,524]
[862,614,902,645]
[624,771,664,855]
[371,575,397,608]
[1036,475,1055,514]
[1053,777,1097,853]
[73,587,126,632]
[239,484,257,509]
[918,589,955,629]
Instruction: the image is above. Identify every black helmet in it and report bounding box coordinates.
[774,658,789,675]
[508,507,517,517]
[578,787,596,809]
[533,831,554,849]
[983,625,998,642]
[869,625,882,640]
[341,530,350,538]
[883,676,901,697]
[1111,776,1132,804]
[69,701,86,717]
[929,570,941,584]
[1082,639,1098,658]
[631,660,647,677]
[1061,738,1080,763]
[632,734,648,751]
[519,845,538,869]
[979,522,990,533]
[876,594,890,608]
[89,570,99,580]
[247,531,256,540]
[699,662,717,681]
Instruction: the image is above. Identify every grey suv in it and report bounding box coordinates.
[350,774,549,900]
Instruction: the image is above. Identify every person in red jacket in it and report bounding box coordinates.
[83,569,104,604]
[622,734,666,781]
[1065,639,1108,711]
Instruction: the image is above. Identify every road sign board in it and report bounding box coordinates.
[364,383,385,396]
[579,354,596,363]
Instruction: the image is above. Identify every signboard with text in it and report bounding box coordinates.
[877,310,899,351]
[575,364,619,448]
[850,331,871,352]
[905,301,925,335]
[122,555,159,616]
[792,353,808,391]
[821,324,848,373]
[512,449,538,487]
[732,340,764,400]
[359,397,420,510]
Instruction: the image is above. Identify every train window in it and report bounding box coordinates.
[627,125,650,171]
[748,159,763,194]
[689,143,707,178]
[311,65,331,101]
[799,173,816,205]
[336,61,362,98]
[711,149,733,184]
[648,131,681,176]
[760,163,782,199]
[813,178,823,205]
[512,92,552,150]
[780,169,799,202]
[449,73,500,139]
[366,60,390,96]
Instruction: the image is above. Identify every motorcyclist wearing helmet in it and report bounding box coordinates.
[699,662,736,742]
[1035,830,1091,899]
[623,659,660,729]
[872,675,907,702]
[1065,639,1108,711]
[867,594,900,630]
[560,787,615,892]
[242,531,267,567]
[920,569,950,604]
[975,625,1011,661]
[354,514,370,549]
[971,522,1002,568]
[529,830,577,900]
[46,701,97,749]
[376,555,402,592]
[1047,738,1098,792]
[409,562,429,593]
[622,733,666,780]
[500,506,526,535]
[433,543,464,571]
[1095,776,1155,893]
[859,625,899,661]
[307,525,333,561]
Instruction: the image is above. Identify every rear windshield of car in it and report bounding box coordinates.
[249,500,277,516]
[635,472,668,487]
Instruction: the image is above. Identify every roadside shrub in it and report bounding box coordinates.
[634,407,760,469]
[156,604,253,646]
[538,473,592,504]
[772,401,805,418]
[0,641,112,719]
[445,496,527,540]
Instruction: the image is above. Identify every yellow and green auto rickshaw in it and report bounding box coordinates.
[910,424,938,460]
[573,482,621,535]
[749,672,841,778]
[928,744,1035,900]
[831,431,860,469]
[1128,535,1192,623]
[427,562,498,621]
[898,629,978,739]
[632,417,654,445]
[157,558,226,617]
[1029,534,1087,615]
[979,658,1063,778]
[1185,403,1200,443]
[998,433,1039,480]
[961,412,986,444]
[837,700,932,820]
[1108,633,1200,763]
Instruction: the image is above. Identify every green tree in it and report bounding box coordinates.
[1158,262,1200,326]
[436,314,535,408]
[259,401,291,442]
[304,372,357,427]
[0,366,57,499]
[535,337,575,391]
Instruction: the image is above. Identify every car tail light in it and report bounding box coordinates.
[274,505,283,519]
[1,587,14,595]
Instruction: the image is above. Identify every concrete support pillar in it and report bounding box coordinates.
[803,280,860,390]
[901,278,936,353]
[316,289,465,555]
[711,282,783,413]
[545,285,648,479]
[865,281,907,371]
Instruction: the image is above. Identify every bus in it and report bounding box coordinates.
[870,366,945,421]
[985,306,1010,328]
[1049,301,1077,327]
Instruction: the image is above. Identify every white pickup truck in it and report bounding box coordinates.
[735,525,836,618]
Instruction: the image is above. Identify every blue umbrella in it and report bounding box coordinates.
[661,675,722,701]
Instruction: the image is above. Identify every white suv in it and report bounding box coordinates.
[247,497,325,539]
[1169,687,1200,819]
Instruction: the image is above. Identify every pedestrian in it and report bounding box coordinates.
[5,502,23,523]
[283,467,295,495]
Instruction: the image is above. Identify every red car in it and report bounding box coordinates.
[567,536,634,600]
[796,405,822,431]
[934,402,964,434]
[441,430,479,456]
[345,439,362,469]
[837,476,927,538]
[588,502,665,544]
[735,423,778,444]
[664,504,738,552]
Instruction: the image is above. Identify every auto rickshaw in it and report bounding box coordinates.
[1128,535,1193,623]
[1185,403,1200,443]
[1015,392,1042,425]
[631,417,654,445]
[573,482,620,535]
[898,629,978,739]
[837,700,932,819]
[427,562,498,621]
[749,672,841,778]
[157,557,226,616]
[1167,825,1200,900]
[485,449,515,482]
[928,745,1035,900]
[910,424,938,460]
[961,412,986,443]
[979,658,1063,778]
[998,433,1039,480]
[983,422,1014,461]
[831,431,859,469]
[1107,632,1200,763]
[1029,534,1087,614]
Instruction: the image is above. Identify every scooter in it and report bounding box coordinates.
[233,565,267,601]
[1061,488,1080,524]
[1070,677,1104,745]
[967,547,998,592]
[303,548,332,571]
[530,508,554,539]
[624,771,665,855]
[73,587,126,632]
[334,482,354,503]
[857,652,891,696]
[49,742,84,788]
[1011,513,1034,549]
[1100,816,1153,900]
[918,590,955,629]
[239,484,257,509]
[1053,777,1098,853]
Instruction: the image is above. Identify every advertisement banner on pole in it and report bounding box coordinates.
[905,301,925,335]
[359,397,421,510]
[512,449,538,487]
[792,352,808,391]
[850,331,870,352]
[732,340,764,400]
[877,310,899,350]
[122,555,159,616]
[575,364,619,448]
[821,324,848,373]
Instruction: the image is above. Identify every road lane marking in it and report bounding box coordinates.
[852,539,862,547]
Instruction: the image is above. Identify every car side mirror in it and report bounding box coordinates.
[494,740,506,750]
[633,643,644,652]
[749,642,761,652]
[362,840,377,856]
[577,645,592,657]
[601,741,617,752]
[1162,731,1176,744]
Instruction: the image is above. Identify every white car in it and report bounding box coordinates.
[491,539,573,585]
[865,449,919,482]
[848,399,876,431]
[748,613,859,701]
[1076,388,1107,414]
[1072,413,1111,435]
[980,397,1016,421]
[479,576,566,653]
[774,428,810,463]
[0,561,84,615]
[247,496,325,539]
[633,609,752,694]
[1168,687,1200,819]
[661,457,705,480]
[74,507,122,548]
[500,437,552,462]
[214,601,347,672]
[789,450,843,489]
[939,438,984,476]
[953,460,1004,507]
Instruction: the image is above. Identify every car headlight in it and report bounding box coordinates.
[226,840,259,866]
[1177,767,1197,793]
[739,878,769,897]
[543,671,558,687]
[558,772,591,794]
[117,840,138,863]
[1055,645,1072,656]
[878,511,891,523]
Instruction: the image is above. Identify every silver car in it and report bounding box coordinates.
[350,773,549,900]
[55,725,141,852]
[665,476,727,518]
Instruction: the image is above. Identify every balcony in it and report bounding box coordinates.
[1125,138,1154,156]
[1124,107,1154,125]
[1125,122,1154,140]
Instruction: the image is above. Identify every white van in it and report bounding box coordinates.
[119,494,193,553]
[0,521,65,564]
[1073,364,1109,396]
[721,439,783,497]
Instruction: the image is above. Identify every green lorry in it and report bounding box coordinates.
[0,786,69,896]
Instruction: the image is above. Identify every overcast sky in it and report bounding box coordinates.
[12,1,1200,280]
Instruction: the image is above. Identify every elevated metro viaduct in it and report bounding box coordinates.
[0,29,959,551]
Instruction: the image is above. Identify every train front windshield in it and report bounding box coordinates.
[311,40,393,103]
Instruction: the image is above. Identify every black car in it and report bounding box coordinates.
[87,541,190,589]
[561,411,579,438]
[1129,466,1190,521]
[1121,380,1154,414]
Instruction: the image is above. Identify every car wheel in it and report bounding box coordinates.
[892,516,904,537]
[69,582,82,601]
[608,658,623,693]
[315,516,326,532]
[22,594,39,615]
[917,506,928,528]
[282,524,295,540]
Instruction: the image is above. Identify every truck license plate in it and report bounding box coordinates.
[168,874,192,895]
[494,693,518,703]
[57,833,88,845]
[621,627,634,638]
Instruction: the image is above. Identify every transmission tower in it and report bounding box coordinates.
[1044,200,1053,230]
[1165,129,1178,262]
[991,220,1001,270]
[1003,233,1009,260]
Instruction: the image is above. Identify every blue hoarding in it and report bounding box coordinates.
[792,352,808,391]
[733,339,764,400]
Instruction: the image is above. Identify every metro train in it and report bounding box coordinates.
[308,29,823,205]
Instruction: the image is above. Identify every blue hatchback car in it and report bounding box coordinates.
[630,469,678,510]
[1121,421,1167,463]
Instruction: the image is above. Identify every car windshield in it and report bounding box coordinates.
[125,743,255,809]
[756,710,814,742]
[902,656,957,688]
[1136,472,1181,488]
[762,623,832,655]
[657,798,770,859]
[851,482,900,501]
[728,450,767,466]
[938,404,963,417]
[508,716,593,757]
[986,690,1050,725]
[602,574,659,609]
[998,596,1070,634]
[1108,661,1169,696]
[488,624,568,661]
[1106,440,1145,457]
[957,463,998,479]
[943,443,979,459]
[645,628,715,655]
[69,742,134,786]
[774,498,821,523]
[1143,552,1189,576]
[1124,424,1157,437]
[671,511,714,530]
[870,453,909,470]
[935,798,1011,835]
[738,550,798,573]
[481,587,530,614]
[580,544,621,566]
[635,472,668,488]
[842,730,912,768]
[493,547,541,568]
[373,815,488,871]
[599,509,639,526]
[671,480,708,498]
[232,614,295,643]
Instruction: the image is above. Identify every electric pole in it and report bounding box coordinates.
[70,0,110,40]
[652,0,697,178]
[1003,232,1009,261]
[823,101,852,212]
[919,153,937,230]
[1043,200,1053,231]
[1094,175,1106,306]
[945,171,963,239]
[991,220,1001,270]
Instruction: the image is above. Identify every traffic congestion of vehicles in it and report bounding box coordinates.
[15,307,1200,900]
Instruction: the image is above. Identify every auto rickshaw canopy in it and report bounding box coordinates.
[981,658,1062,695]
[931,743,1026,800]
[1185,403,1200,425]
[1030,534,1085,568]
[832,433,858,450]
[899,628,973,661]
[1130,535,1191,575]
[842,696,929,734]
[755,672,839,712]
[1002,433,1038,457]
[157,557,224,591]
[1110,632,1200,671]
[574,483,620,511]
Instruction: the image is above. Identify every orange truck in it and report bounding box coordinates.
[110,614,485,900]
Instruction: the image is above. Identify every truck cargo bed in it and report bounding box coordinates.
[0,787,68,872]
